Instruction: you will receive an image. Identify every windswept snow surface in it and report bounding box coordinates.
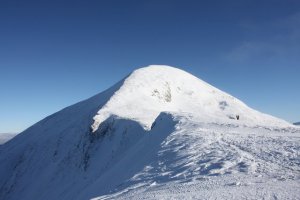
[91,114,300,200]
[0,65,299,200]
[92,65,291,132]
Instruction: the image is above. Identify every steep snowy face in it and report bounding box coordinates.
[92,65,291,132]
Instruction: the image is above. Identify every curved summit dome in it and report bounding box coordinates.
[91,65,290,132]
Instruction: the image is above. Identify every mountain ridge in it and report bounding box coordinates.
[92,65,292,132]
[0,65,298,200]
[0,133,18,145]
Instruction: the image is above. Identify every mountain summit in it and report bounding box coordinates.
[0,65,299,200]
[92,65,290,132]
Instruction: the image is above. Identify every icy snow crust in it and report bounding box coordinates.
[0,65,299,200]
[92,65,290,132]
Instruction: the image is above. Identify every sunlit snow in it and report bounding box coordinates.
[0,65,299,200]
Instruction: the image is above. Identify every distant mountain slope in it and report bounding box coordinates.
[0,65,298,200]
[0,133,17,145]
[294,122,300,125]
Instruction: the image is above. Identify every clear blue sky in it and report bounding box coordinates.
[1,0,299,132]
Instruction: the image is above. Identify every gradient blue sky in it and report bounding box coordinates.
[1,0,299,132]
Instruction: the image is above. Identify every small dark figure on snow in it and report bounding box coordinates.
[236,115,240,120]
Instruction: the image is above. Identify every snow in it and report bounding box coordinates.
[92,65,291,132]
[0,133,17,145]
[88,113,299,200]
[0,65,299,200]
[90,113,299,200]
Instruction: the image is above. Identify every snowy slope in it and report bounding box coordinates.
[91,114,300,200]
[0,133,17,145]
[92,65,291,132]
[0,65,299,200]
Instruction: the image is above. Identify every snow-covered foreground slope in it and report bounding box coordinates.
[92,114,300,200]
[0,65,299,200]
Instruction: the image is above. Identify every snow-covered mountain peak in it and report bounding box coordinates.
[1,65,298,200]
[91,65,291,132]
